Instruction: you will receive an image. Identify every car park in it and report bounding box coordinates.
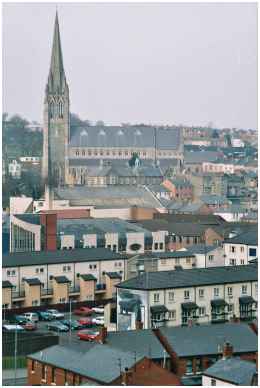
[37,311,53,321]
[92,306,104,314]
[92,317,105,326]
[46,309,65,319]
[73,306,93,316]
[60,319,83,330]
[23,312,39,322]
[47,322,69,332]
[77,329,99,341]
[78,317,94,327]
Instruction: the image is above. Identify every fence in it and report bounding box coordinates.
[3,331,59,357]
[3,298,114,320]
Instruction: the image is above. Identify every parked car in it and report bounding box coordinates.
[37,311,53,321]
[74,306,93,316]
[77,329,99,341]
[23,312,39,322]
[78,317,94,327]
[60,320,83,330]
[92,306,104,314]
[92,317,105,326]
[9,315,28,325]
[21,321,37,331]
[46,309,65,319]
[47,322,69,332]
[3,324,25,332]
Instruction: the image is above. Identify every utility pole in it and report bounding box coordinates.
[14,324,18,384]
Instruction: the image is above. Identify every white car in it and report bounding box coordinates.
[3,324,25,332]
[46,309,64,319]
[92,306,104,314]
[92,316,105,326]
[23,312,39,322]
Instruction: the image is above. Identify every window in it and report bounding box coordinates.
[113,244,117,252]
[89,265,92,269]
[199,289,204,299]
[211,379,216,386]
[67,266,71,272]
[249,248,257,257]
[51,367,56,384]
[32,300,39,306]
[196,358,202,373]
[161,259,167,265]
[41,365,47,381]
[184,290,190,299]
[242,285,247,294]
[154,293,160,303]
[59,298,66,303]
[240,246,245,252]
[40,268,44,273]
[228,304,234,313]
[186,237,190,244]
[169,291,175,301]
[186,359,193,375]
[168,310,176,320]
[159,243,164,250]
[186,257,191,264]
[230,246,236,253]
[209,255,214,261]
[229,259,236,266]
[31,360,35,372]
[35,268,39,274]
[241,260,245,265]
[214,288,219,297]
[198,306,206,316]
[118,262,122,267]
[227,287,233,296]
[154,243,158,250]
[107,244,111,250]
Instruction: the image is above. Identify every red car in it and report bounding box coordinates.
[77,329,99,341]
[74,306,93,316]
[78,317,94,327]
[22,321,37,331]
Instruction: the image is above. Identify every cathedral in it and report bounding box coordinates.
[42,13,183,187]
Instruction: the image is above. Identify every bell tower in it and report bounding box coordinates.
[42,12,70,187]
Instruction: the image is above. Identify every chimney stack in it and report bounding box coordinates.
[121,367,133,386]
[99,326,107,344]
[222,342,233,359]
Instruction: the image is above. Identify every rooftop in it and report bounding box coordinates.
[203,357,256,385]
[159,322,257,357]
[117,264,257,290]
[224,230,258,246]
[3,248,126,268]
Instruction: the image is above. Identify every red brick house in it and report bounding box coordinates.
[163,178,193,201]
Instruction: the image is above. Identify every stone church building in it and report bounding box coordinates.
[42,13,183,187]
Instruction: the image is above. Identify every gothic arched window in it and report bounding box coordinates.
[50,101,54,118]
[58,101,63,118]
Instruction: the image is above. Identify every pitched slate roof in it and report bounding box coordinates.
[224,230,258,246]
[136,219,212,236]
[159,323,257,357]
[54,186,162,208]
[80,274,97,281]
[2,280,14,288]
[3,248,126,268]
[105,272,121,279]
[69,126,181,150]
[29,328,168,383]
[54,276,70,284]
[187,244,219,254]
[184,151,219,164]
[203,357,256,385]
[117,264,257,290]
[24,278,42,286]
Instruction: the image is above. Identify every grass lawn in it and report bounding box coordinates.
[2,356,27,369]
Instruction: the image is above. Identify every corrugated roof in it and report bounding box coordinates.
[117,264,257,290]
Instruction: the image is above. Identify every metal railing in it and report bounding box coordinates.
[12,291,25,299]
[41,288,54,296]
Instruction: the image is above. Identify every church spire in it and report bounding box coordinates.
[47,11,66,94]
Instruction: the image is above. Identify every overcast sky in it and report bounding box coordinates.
[3,2,257,129]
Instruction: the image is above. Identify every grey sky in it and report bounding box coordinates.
[3,2,257,129]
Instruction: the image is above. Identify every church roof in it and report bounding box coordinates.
[69,126,181,150]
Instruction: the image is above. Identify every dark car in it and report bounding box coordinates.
[9,315,28,325]
[60,320,83,330]
[37,311,53,321]
[47,322,69,332]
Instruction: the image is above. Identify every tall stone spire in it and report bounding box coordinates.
[47,11,66,94]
